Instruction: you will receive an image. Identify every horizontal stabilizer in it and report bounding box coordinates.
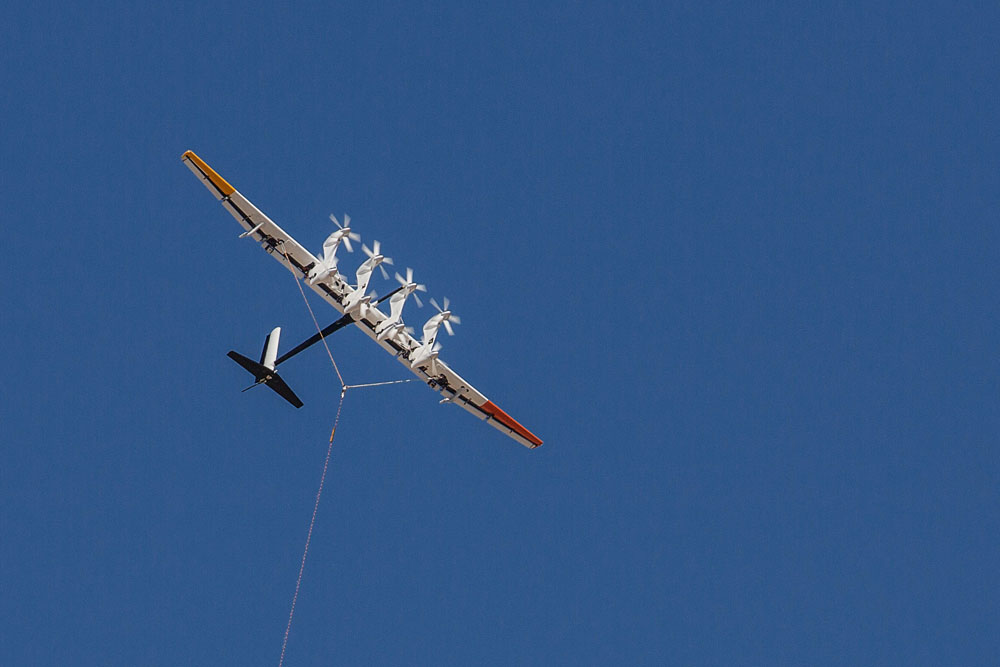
[227,350,304,408]
[262,373,304,409]
[228,350,268,378]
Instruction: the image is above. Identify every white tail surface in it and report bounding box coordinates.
[261,326,281,370]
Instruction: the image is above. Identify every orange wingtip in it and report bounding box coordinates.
[481,401,543,447]
[182,150,236,197]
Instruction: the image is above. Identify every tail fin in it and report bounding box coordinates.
[227,349,304,408]
[259,326,281,370]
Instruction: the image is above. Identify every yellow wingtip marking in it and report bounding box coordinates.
[182,150,235,197]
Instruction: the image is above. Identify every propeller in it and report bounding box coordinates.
[429,297,462,336]
[361,240,394,279]
[329,213,361,253]
[394,267,427,307]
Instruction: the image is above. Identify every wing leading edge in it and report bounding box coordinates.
[182,150,542,449]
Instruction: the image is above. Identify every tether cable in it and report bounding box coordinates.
[274,241,416,666]
[278,242,345,389]
[278,387,346,667]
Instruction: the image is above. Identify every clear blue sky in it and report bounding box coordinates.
[3,2,998,665]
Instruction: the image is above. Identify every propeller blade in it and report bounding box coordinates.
[382,256,393,266]
[432,341,442,353]
[403,326,415,335]
[372,239,381,256]
[343,213,350,228]
[450,314,461,325]
[415,283,427,292]
[443,297,450,311]
[395,271,406,286]
[413,293,423,308]
[443,320,454,336]
[343,236,354,253]
[349,231,361,242]
[406,267,414,283]
[369,289,378,301]
[362,243,374,258]
[378,263,390,280]
[329,213,342,229]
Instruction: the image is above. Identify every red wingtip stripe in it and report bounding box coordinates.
[481,401,543,447]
